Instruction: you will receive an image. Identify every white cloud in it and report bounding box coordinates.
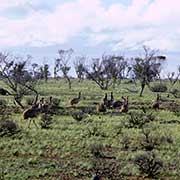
[0,0,180,52]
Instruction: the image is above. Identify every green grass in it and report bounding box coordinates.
[0,79,180,179]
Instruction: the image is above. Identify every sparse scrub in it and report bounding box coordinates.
[90,144,123,180]
[124,111,155,128]
[0,77,180,179]
[39,113,53,129]
[170,88,180,98]
[87,123,106,137]
[71,110,87,121]
[139,128,161,151]
[51,97,61,107]
[150,83,167,92]
[0,99,7,108]
[134,152,163,178]
[0,120,18,137]
[120,134,131,151]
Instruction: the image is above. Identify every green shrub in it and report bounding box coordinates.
[71,111,87,121]
[0,99,7,108]
[40,113,53,129]
[90,144,123,180]
[0,120,18,137]
[124,111,155,128]
[139,128,161,151]
[170,88,180,98]
[150,83,167,92]
[134,152,163,178]
[51,97,61,107]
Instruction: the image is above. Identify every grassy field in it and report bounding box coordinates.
[0,79,180,180]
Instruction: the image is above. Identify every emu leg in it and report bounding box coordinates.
[32,119,38,128]
[27,119,31,128]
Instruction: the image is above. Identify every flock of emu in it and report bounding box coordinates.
[0,86,161,128]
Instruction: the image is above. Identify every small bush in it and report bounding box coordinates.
[87,124,106,137]
[124,111,154,128]
[90,144,124,180]
[92,158,123,180]
[170,88,180,98]
[120,135,131,151]
[71,111,87,121]
[0,99,7,108]
[26,97,34,106]
[51,97,60,107]
[139,128,161,151]
[40,113,53,129]
[0,120,18,137]
[90,144,105,158]
[150,83,167,92]
[134,152,163,178]
[82,106,95,115]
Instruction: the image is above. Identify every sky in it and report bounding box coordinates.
[0,0,180,74]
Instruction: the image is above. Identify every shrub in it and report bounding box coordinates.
[0,99,7,108]
[40,113,53,129]
[0,120,18,137]
[150,83,167,92]
[120,135,131,151]
[51,97,61,107]
[90,144,105,158]
[170,88,180,98]
[139,128,161,151]
[134,152,163,178]
[87,124,106,137]
[82,106,95,115]
[90,144,123,180]
[26,97,34,106]
[92,158,123,180]
[71,111,87,121]
[124,111,154,128]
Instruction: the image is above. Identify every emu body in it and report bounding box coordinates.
[96,103,106,112]
[70,92,81,106]
[119,96,129,113]
[22,105,41,128]
[152,94,160,110]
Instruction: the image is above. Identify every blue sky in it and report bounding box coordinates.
[0,0,180,74]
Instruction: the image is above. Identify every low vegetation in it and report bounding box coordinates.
[0,47,180,179]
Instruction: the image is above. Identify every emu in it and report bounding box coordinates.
[22,103,42,128]
[112,100,123,109]
[104,92,114,108]
[41,96,53,112]
[96,102,106,113]
[112,94,124,109]
[152,94,160,110]
[119,96,129,113]
[70,92,81,106]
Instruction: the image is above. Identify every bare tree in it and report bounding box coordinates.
[54,49,73,89]
[108,55,128,86]
[133,46,166,96]
[83,54,129,89]
[39,64,50,82]
[167,67,180,97]
[31,63,39,77]
[0,52,38,109]
[74,56,86,82]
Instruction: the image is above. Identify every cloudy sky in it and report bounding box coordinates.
[0,0,180,73]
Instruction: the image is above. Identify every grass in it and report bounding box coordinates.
[0,79,180,179]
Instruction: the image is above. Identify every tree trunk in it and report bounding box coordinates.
[140,83,145,97]
[66,76,71,89]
